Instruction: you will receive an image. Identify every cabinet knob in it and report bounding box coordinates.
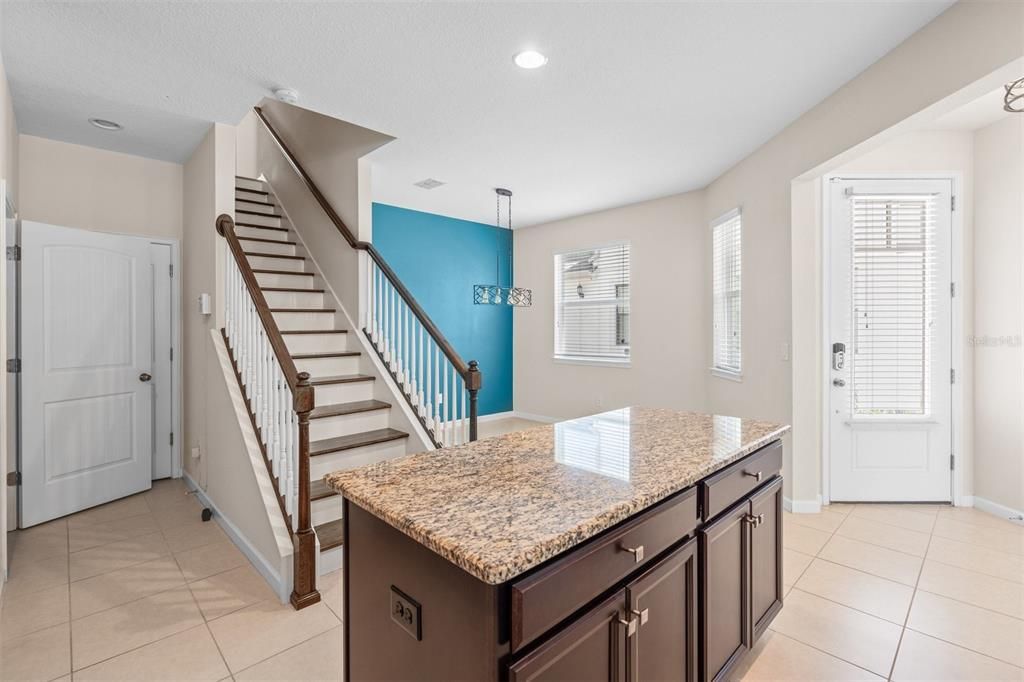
[743,470,763,482]
[617,615,637,637]
[631,608,649,626]
[620,544,644,563]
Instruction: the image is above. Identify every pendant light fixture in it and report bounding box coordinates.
[474,188,532,307]
[1005,77,1024,113]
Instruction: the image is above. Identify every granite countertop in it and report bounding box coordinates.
[325,407,790,585]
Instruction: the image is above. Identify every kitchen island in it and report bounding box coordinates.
[326,407,790,682]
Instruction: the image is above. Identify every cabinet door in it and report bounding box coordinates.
[749,477,784,640]
[627,538,697,682]
[699,502,751,682]
[509,590,627,682]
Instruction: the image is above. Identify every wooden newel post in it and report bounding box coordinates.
[291,372,321,610]
[467,360,482,442]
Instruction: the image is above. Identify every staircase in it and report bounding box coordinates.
[230,175,411,580]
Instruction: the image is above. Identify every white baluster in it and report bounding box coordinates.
[461,375,468,444]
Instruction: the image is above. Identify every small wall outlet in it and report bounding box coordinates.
[389,586,422,641]
[781,342,791,362]
[191,446,201,460]
[198,293,211,316]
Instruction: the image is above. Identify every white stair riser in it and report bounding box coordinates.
[311,495,343,527]
[310,410,391,442]
[255,272,315,289]
[237,212,281,228]
[309,440,407,480]
[238,239,296,257]
[312,380,375,406]
[273,311,335,331]
[236,225,290,242]
[235,199,277,215]
[235,177,265,192]
[319,544,343,576]
[283,333,350,354]
[235,188,267,202]
[262,290,323,308]
[295,355,361,377]
[247,255,305,272]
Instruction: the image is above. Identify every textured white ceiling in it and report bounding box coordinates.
[1,1,954,226]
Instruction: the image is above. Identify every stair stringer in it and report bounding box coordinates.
[204,329,295,602]
[254,161,435,454]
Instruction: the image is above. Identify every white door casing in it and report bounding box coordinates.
[21,222,154,526]
[829,178,953,502]
[150,242,173,480]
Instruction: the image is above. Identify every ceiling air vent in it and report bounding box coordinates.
[414,178,446,190]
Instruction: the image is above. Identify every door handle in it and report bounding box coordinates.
[139,373,152,382]
[833,378,846,387]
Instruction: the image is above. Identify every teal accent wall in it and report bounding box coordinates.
[371,203,513,415]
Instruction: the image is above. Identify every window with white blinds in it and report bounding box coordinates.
[554,243,631,362]
[850,194,936,416]
[712,210,742,376]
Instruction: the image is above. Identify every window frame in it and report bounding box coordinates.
[711,208,743,381]
[553,241,632,367]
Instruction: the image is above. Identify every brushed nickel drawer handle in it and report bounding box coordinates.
[631,608,649,626]
[743,470,763,482]
[620,544,644,562]
[617,615,637,637]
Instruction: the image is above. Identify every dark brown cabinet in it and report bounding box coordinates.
[698,501,751,682]
[750,477,784,640]
[628,538,698,682]
[508,590,627,682]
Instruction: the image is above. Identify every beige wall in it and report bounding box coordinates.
[514,192,708,420]
[18,136,182,239]
[973,115,1024,514]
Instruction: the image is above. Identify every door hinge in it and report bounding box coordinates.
[169,263,174,277]
[6,471,20,486]
[6,245,20,261]
[169,432,174,446]
[951,195,956,212]
[950,454,955,471]
[6,358,20,373]
[951,368,956,384]
[950,282,956,297]
[170,347,174,362]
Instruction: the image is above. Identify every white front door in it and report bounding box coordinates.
[829,178,953,502]
[21,222,154,526]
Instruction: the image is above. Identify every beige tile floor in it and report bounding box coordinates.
[2,482,1022,681]
[1,479,344,681]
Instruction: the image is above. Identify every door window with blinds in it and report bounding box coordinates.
[712,209,742,377]
[849,194,937,416]
[554,243,631,363]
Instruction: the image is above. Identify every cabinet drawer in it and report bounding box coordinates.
[699,441,782,521]
[510,488,698,652]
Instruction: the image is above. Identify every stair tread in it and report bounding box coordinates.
[315,519,345,551]
[252,269,313,276]
[310,479,339,501]
[239,236,296,246]
[293,351,359,359]
[235,222,288,232]
[310,428,409,456]
[281,329,348,335]
[311,374,375,386]
[244,251,305,260]
[236,197,274,206]
[310,399,391,420]
[236,187,269,196]
[270,308,336,313]
[236,175,263,182]
[237,209,282,218]
[262,287,324,293]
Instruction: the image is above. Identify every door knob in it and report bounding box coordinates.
[833,378,846,387]
[139,373,152,382]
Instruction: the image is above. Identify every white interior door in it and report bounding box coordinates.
[150,242,173,480]
[829,178,953,502]
[21,222,154,526]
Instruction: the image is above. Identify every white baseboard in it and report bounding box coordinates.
[784,496,822,514]
[510,410,560,424]
[972,496,1024,526]
[477,411,515,423]
[182,471,290,602]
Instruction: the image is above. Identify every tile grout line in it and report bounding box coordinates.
[229,614,344,679]
[761,628,890,680]
[884,513,936,681]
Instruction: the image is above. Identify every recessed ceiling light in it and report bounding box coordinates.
[89,118,123,131]
[414,178,446,190]
[514,50,548,69]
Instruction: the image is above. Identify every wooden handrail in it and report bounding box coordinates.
[252,106,479,390]
[217,214,314,412]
